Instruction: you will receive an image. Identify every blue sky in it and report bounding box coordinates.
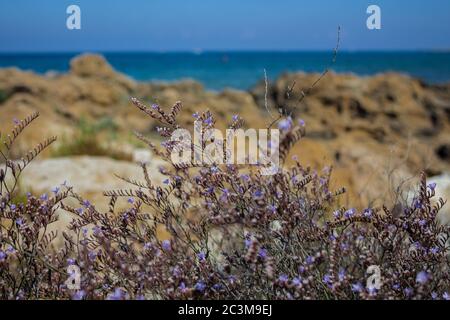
[1,0,450,52]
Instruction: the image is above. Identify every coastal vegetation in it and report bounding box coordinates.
[0,54,449,299]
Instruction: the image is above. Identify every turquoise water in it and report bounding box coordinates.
[1,52,449,90]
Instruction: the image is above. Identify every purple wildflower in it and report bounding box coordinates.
[414,199,422,209]
[220,188,229,201]
[197,251,206,262]
[292,277,302,286]
[72,290,86,300]
[344,208,356,218]
[363,208,373,218]
[244,237,252,248]
[428,182,437,191]
[323,274,332,285]
[267,204,277,214]
[161,240,171,251]
[368,286,378,296]
[82,200,91,208]
[144,242,152,250]
[210,166,219,173]
[351,282,363,293]
[172,266,181,277]
[213,283,223,291]
[333,210,340,219]
[0,251,6,262]
[108,288,125,300]
[278,118,292,131]
[430,246,439,254]
[88,251,97,262]
[195,281,206,292]
[253,189,263,199]
[278,274,288,282]
[404,287,413,297]
[92,226,101,236]
[81,227,88,237]
[6,245,15,254]
[204,117,213,126]
[258,248,267,259]
[338,269,346,282]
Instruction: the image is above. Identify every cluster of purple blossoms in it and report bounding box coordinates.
[0,108,448,301]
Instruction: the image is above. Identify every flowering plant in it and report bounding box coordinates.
[0,102,448,300]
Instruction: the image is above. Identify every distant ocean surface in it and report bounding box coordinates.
[1,52,449,90]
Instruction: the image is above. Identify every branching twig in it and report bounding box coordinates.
[263,68,275,120]
[266,26,341,128]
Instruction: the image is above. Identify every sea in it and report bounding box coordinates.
[0,51,449,90]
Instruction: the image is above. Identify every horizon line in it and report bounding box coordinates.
[1,49,450,55]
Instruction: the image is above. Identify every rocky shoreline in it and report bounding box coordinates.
[0,54,449,219]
